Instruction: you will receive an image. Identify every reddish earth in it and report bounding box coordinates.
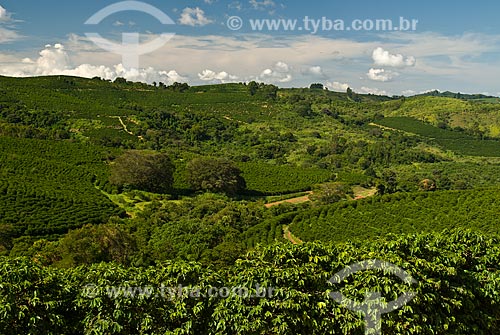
[265,191,313,208]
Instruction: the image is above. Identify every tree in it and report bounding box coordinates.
[346,87,354,98]
[380,169,398,194]
[187,157,246,195]
[248,81,259,96]
[56,224,136,266]
[169,82,190,92]
[310,182,352,205]
[262,84,278,100]
[114,77,127,85]
[294,101,314,117]
[310,83,324,90]
[110,151,175,193]
[346,87,360,102]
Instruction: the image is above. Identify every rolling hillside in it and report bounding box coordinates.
[1,75,500,259]
[1,76,500,334]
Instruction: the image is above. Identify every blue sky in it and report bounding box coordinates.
[1,0,500,95]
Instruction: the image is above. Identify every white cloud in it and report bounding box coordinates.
[179,7,212,26]
[249,0,275,10]
[304,65,324,77]
[274,61,289,72]
[35,44,69,74]
[0,44,186,84]
[372,47,416,68]
[367,68,398,82]
[258,61,292,83]
[360,86,387,95]
[402,89,416,96]
[164,70,187,83]
[0,6,21,43]
[325,81,349,92]
[392,32,500,59]
[0,5,10,21]
[198,69,238,83]
[0,27,21,43]
[112,65,187,84]
[402,89,442,96]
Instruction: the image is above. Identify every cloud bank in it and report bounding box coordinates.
[198,69,238,83]
[0,44,186,84]
[325,81,350,91]
[1,31,500,95]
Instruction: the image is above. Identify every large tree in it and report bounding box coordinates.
[309,182,351,205]
[110,151,175,193]
[187,157,246,195]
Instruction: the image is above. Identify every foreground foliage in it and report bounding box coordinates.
[1,230,499,334]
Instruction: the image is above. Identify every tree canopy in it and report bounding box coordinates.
[187,157,246,195]
[110,151,175,193]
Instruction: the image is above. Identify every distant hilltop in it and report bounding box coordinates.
[414,90,498,100]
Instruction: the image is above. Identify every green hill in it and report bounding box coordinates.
[374,116,500,156]
[415,89,498,100]
[2,75,500,333]
[2,75,500,263]
[381,96,500,138]
[0,137,124,241]
[288,188,500,243]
